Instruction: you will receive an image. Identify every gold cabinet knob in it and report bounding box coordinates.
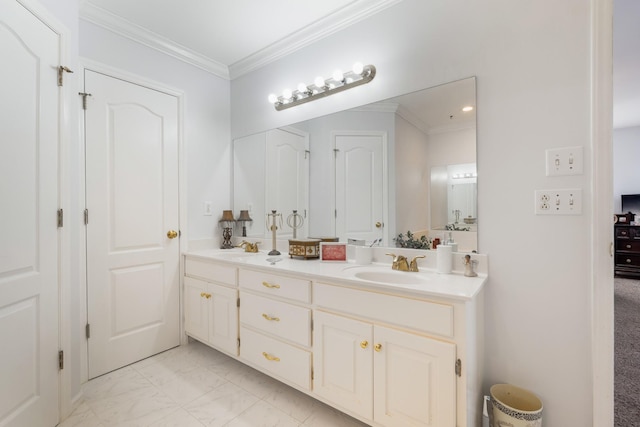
[360,340,369,349]
[374,343,382,352]
[167,230,178,239]
[375,222,383,228]
[262,313,280,322]
[200,292,206,298]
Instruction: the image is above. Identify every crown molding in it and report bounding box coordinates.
[229,0,405,79]
[80,0,403,80]
[80,2,230,79]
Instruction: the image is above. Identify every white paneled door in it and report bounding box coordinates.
[84,70,180,378]
[0,1,60,426]
[334,132,386,244]
[265,128,309,238]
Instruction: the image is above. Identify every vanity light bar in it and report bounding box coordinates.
[268,63,376,111]
[452,173,477,179]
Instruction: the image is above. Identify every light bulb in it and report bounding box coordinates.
[268,93,278,104]
[352,62,364,75]
[332,69,343,82]
[314,76,325,88]
[297,83,308,93]
[282,88,292,99]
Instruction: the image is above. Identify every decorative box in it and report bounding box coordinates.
[288,238,322,259]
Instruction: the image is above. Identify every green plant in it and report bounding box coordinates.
[394,231,431,249]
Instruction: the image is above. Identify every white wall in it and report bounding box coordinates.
[395,115,429,235]
[231,0,597,425]
[613,125,640,212]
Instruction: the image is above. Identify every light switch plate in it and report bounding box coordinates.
[546,146,583,176]
[535,189,582,215]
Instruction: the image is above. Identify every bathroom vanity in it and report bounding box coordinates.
[183,248,486,427]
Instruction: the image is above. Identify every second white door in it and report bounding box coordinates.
[84,69,181,378]
[334,132,387,244]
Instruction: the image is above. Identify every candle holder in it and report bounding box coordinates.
[236,210,253,237]
[219,210,235,249]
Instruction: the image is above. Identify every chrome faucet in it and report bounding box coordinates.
[386,253,410,271]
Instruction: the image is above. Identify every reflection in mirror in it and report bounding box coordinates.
[233,77,477,252]
[431,163,477,231]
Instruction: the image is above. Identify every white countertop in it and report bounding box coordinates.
[185,248,487,301]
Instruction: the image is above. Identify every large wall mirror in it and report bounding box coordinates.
[233,77,477,252]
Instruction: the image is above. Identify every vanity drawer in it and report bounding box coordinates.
[617,240,640,252]
[185,257,237,286]
[240,292,311,346]
[314,282,454,338]
[615,254,640,267]
[240,326,311,390]
[238,269,311,303]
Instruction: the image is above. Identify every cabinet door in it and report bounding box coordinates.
[208,283,239,356]
[313,311,373,419]
[184,277,209,342]
[373,326,456,427]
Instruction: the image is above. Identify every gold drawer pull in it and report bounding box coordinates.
[262,281,281,289]
[200,292,211,299]
[360,340,369,349]
[262,313,280,322]
[262,352,280,362]
[374,343,382,352]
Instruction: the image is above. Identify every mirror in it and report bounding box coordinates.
[233,77,477,251]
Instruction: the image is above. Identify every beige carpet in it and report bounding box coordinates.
[615,277,640,426]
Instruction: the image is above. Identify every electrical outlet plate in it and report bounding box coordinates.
[535,189,582,215]
[546,146,583,176]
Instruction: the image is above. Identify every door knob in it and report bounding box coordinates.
[360,340,369,349]
[375,343,382,352]
[167,230,178,239]
[375,222,383,228]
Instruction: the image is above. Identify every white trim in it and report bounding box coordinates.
[591,0,614,425]
[79,0,403,80]
[229,0,404,79]
[79,2,229,79]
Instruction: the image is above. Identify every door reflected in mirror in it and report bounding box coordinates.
[233,77,477,252]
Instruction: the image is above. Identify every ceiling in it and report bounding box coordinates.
[80,1,638,128]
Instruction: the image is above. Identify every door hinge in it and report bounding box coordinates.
[58,350,64,370]
[237,338,241,348]
[85,323,91,339]
[455,358,462,377]
[310,318,313,331]
[84,209,89,225]
[78,92,92,110]
[333,148,339,158]
[335,209,337,218]
[57,209,64,228]
[237,298,240,308]
[305,149,310,159]
[311,366,314,381]
[58,66,73,87]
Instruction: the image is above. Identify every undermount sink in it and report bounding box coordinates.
[343,266,432,285]
[211,250,261,260]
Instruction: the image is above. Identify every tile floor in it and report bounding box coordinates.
[58,339,369,427]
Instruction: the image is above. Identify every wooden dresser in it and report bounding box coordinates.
[614,224,640,278]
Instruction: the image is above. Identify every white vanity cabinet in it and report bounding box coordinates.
[237,268,313,390]
[313,282,459,427]
[183,251,485,427]
[184,258,239,356]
